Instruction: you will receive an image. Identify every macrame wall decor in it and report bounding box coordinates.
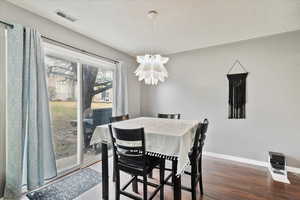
[227,60,248,119]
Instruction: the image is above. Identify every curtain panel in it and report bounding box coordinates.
[112,62,128,116]
[5,24,57,199]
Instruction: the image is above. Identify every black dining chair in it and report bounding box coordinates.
[109,125,165,200]
[182,118,209,199]
[109,115,131,185]
[157,113,181,119]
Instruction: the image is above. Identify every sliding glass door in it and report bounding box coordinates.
[45,55,79,173]
[82,65,113,165]
[44,42,115,174]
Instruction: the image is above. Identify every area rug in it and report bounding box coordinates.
[26,168,101,200]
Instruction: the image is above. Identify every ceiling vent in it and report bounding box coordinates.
[55,10,77,22]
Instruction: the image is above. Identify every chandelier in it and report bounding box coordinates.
[135,10,169,85]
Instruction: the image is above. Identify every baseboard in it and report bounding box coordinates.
[286,166,300,174]
[203,151,300,174]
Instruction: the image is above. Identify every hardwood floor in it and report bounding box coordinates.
[202,156,300,200]
[85,156,300,200]
[138,156,300,200]
[22,155,300,200]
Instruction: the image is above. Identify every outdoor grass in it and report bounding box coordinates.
[49,101,112,163]
[50,101,112,120]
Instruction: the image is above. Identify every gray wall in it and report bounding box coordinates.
[141,30,300,168]
[0,0,141,117]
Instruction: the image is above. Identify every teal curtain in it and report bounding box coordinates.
[112,62,128,116]
[5,25,57,199]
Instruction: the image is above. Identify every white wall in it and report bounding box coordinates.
[141,30,300,168]
[0,0,141,117]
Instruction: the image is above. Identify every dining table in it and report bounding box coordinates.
[90,117,199,200]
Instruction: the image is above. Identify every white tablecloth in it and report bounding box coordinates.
[90,117,199,175]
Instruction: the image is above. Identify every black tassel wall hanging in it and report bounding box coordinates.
[227,60,248,119]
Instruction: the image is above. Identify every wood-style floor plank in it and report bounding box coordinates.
[127,156,300,200]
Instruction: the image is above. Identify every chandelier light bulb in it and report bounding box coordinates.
[135,54,169,85]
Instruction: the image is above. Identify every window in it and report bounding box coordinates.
[44,42,115,174]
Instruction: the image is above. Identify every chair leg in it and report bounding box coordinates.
[191,161,197,200]
[174,176,181,200]
[132,175,138,193]
[198,158,204,195]
[171,160,176,184]
[172,160,181,200]
[115,168,120,200]
[112,154,116,182]
[102,143,109,200]
[160,159,165,200]
[143,175,148,200]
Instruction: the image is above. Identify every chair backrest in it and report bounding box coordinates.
[157,113,181,119]
[191,123,202,155]
[109,125,146,166]
[190,119,209,159]
[110,114,130,123]
[199,119,209,152]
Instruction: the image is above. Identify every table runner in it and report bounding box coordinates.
[90,117,199,175]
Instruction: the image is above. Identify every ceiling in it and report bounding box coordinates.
[7,0,300,56]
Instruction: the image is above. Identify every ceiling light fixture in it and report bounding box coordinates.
[135,10,169,85]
